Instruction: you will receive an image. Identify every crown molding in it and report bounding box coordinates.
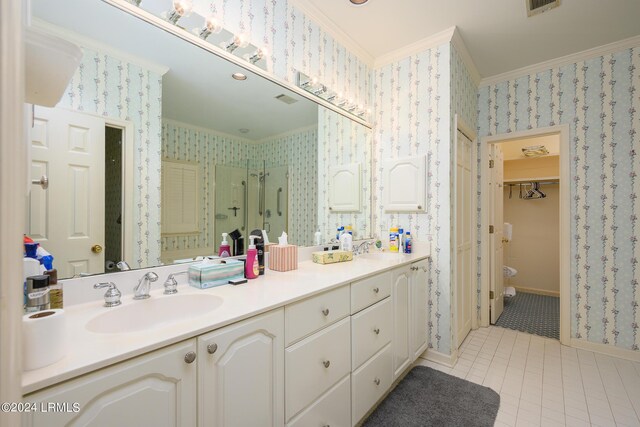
[288,0,375,68]
[480,34,640,87]
[373,26,456,69]
[450,28,481,86]
[31,18,170,76]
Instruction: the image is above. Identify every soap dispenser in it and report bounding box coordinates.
[218,233,231,258]
[245,236,259,279]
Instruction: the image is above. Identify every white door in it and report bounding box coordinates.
[456,130,473,347]
[410,260,428,360]
[29,106,105,278]
[489,144,505,323]
[198,309,284,427]
[391,267,411,380]
[23,340,197,427]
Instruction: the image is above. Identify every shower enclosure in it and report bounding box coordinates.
[214,160,288,250]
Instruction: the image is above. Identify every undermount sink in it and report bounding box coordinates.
[86,294,223,334]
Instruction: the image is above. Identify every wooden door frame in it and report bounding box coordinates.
[480,124,570,345]
[452,114,478,351]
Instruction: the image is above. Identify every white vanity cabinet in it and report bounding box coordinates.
[410,259,429,360]
[197,309,284,427]
[23,339,197,427]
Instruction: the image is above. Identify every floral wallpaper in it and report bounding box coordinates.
[372,44,452,355]
[317,107,372,242]
[162,120,318,252]
[478,46,640,352]
[58,46,163,268]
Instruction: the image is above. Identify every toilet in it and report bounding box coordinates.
[503,266,517,300]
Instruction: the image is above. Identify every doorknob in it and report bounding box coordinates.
[32,175,49,190]
[91,244,103,254]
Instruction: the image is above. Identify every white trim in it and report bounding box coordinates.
[480,34,640,87]
[256,124,319,143]
[480,125,571,345]
[512,286,560,298]
[374,27,456,69]
[0,0,25,421]
[31,18,170,77]
[420,348,458,368]
[450,28,481,86]
[161,118,253,144]
[103,118,135,269]
[570,339,640,363]
[288,0,374,67]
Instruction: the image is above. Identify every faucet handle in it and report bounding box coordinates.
[163,271,188,295]
[94,282,122,308]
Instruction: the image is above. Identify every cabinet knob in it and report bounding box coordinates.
[373,327,380,335]
[373,287,379,293]
[417,205,423,210]
[207,343,218,354]
[322,360,331,368]
[184,351,197,364]
[374,377,381,385]
[322,308,330,316]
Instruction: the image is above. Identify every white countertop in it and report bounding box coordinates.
[22,249,429,394]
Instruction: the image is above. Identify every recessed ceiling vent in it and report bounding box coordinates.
[527,0,560,17]
[275,94,298,105]
[522,145,549,157]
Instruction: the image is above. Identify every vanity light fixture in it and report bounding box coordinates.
[222,34,249,53]
[246,46,268,64]
[164,0,193,25]
[126,0,142,6]
[198,15,223,39]
[232,72,247,81]
[313,84,328,96]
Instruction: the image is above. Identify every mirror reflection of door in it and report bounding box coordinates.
[28,106,124,278]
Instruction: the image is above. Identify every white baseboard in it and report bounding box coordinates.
[513,286,560,298]
[570,338,640,362]
[420,348,458,368]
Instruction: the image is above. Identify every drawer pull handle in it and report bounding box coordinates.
[374,377,381,385]
[207,343,218,354]
[322,360,331,368]
[373,287,379,293]
[322,308,330,316]
[374,327,380,335]
[184,351,197,364]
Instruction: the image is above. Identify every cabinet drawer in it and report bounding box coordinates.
[351,343,393,426]
[351,271,391,314]
[287,374,351,427]
[285,317,351,421]
[351,297,392,370]
[285,285,350,346]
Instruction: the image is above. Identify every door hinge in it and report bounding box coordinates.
[489,159,495,169]
[489,225,494,234]
[490,291,495,300]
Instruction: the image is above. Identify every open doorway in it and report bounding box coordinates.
[481,125,570,345]
[104,126,123,272]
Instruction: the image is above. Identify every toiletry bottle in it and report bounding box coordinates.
[404,231,412,254]
[398,227,404,251]
[251,230,265,275]
[336,226,344,241]
[218,233,231,258]
[389,227,399,252]
[245,236,259,279]
[25,275,50,313]
[314,230,322,246]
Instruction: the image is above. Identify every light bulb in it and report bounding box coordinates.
[223,34,250,53]
[199,15,223,39]
[246,46,268,64]
[166,0,193,24]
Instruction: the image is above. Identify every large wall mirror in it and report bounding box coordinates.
[28,0,372,279]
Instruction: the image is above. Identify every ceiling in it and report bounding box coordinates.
[295,0,640,78]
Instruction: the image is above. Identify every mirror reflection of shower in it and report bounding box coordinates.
[214,160,288,249]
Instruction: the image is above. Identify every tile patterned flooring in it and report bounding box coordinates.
[418,327,640,427]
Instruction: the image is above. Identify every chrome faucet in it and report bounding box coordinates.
[116,261,131,271]
[353,241,373,256]
[133,272,158,300]
[162,271,188,295]
[94,282,122,307]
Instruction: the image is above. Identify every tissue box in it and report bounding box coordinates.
[269,245,298,271]
[188,258,244,289]
[312,250,353,265]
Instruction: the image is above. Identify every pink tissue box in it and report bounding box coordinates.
[269,245,298,272]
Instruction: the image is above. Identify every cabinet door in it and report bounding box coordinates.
[198,309,284,427]
[391,267,411,380]
[23,340,197,427]
[328,163,361,212]
[410,260,429,361]
[383,156,426,212]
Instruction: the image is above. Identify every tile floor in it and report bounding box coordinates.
[418,326,640,427]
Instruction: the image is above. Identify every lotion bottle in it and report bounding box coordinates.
[245,236,259,279]
[218,233,231,258]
